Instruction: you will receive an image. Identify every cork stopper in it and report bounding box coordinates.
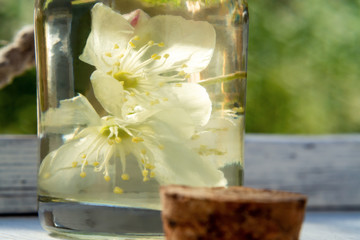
[160,185,307,240]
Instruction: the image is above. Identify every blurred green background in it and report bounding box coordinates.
[0,0,359,134]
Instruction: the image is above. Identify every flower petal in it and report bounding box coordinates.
[150,139,227,187]
[79,3,134,70]
[38,131,107,196]
[42,94,101,134]
[123,9,150,27]
[159,83,212,127]
[190,113,243,168]
[134,15,216,73]
[150,108,196,140]
[91,70,125,116]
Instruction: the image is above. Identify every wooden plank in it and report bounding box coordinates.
[245,134,360,210]
[0,136,38,214]
[1,134,360,213]
[301,212,360,240]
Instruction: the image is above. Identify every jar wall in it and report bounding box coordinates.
[35,0,248,238]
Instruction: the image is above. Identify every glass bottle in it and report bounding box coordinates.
[35,0,249,238]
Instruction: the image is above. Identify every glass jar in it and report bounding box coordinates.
[35,0,249,238]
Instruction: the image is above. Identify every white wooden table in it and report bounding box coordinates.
[0,212,359,240]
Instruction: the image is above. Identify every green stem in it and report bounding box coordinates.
[198,71,247,86]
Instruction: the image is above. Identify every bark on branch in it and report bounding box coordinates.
[0,26,35,89]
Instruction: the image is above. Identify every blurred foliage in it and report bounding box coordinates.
[0,69,37,134]
[0,0,36,134]
[246,0,360,133]
[1,0,360,134]
[0,0,34,45]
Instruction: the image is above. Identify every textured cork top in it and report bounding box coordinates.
[161,185,307,203]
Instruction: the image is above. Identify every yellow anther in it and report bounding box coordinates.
[80,172,86,178]
[191,134,200,140]
[145,91,150,96]
[150,99,160,105]
[162,97,168,102]
[115,137,122,143]
[130,92,136,96]
[121,174,130,181]
[150,171,156,178]
[133,35,140,41]
[141,158,145,164]
[124,98,128,102]
[100,127,106,134]
[145,164,155,170]
[159,82,165,87]
[233,106,244,113]
[185,74,191,79]
[158,42,165,47]
[158,144,165,150]
[107,70,113,75]
[132,137,144,143]
[93,161,100,167]
[108,139,114,145]
[163,53,170,58]
[114,44,119,49]
[148,40,154,46]
[82,160,88,166]
[175,83,182,87]
[182,64,188,68]
[142,169,149,177]
[141,149,147,155]
[114,61,120,66]
[43,173,50,179]
[113,187,123,194]
[151,54,161,60]
[104,175,111,182]
[81,154,86,159]
[119,54,124,59]
[129,41,136,48]
[105,52,112,57]
[72,162,78,168]
[143,177,149,182]
[178,70,186,76]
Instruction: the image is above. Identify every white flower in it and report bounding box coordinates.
[79,3,215,126]
[188,111,244,169]
[38,95,226,196]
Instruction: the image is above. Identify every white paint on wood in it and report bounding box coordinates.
[244,134,360,209]
[0,136,38,214]
[1,134,360,213]
[0,216,54,240]
[301,212,360,240]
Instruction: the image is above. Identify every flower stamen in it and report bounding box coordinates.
[150,99,160,105]
[129,41,136,48]
[121,173,130,180]
[104,175,111,182]
[113,187,123,194]
[132,137,144,143]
